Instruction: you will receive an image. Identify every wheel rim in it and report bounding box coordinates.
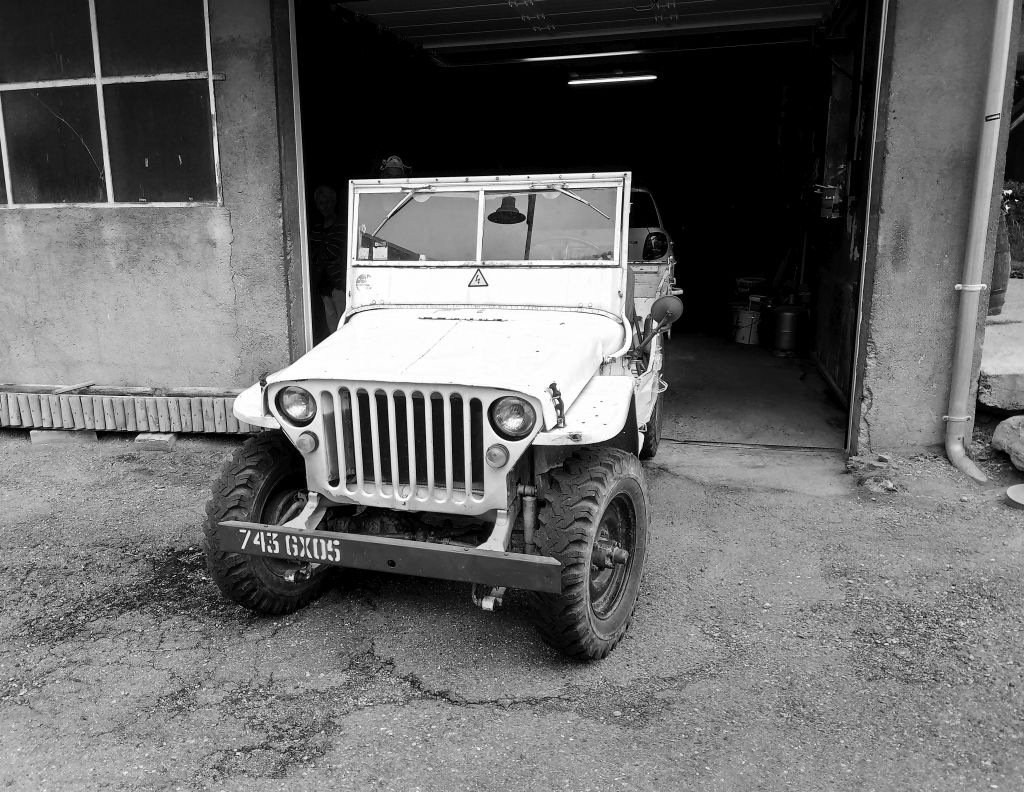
[589,493,637,619]
[255,470,308,580]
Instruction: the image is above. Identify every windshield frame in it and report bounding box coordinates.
[348,174,627,268]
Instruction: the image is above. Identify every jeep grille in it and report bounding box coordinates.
[318,384,486,506]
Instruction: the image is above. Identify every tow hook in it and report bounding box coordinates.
[592,542,629,570]
[472,584,507,612]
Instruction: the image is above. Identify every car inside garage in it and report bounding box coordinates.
[292,0,885,452]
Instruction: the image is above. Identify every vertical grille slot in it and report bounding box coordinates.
[470,398,484,491]
[403,392,417,493]
[390,391,411,489]
[339,387,355,483]
[320,390,340,487]
[347,387,366,492]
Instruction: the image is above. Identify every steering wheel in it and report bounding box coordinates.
[531,236,610,260]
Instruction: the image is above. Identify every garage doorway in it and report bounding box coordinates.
[289,0,887,452]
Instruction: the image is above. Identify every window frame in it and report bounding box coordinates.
[0,0,222,208]
[350,179,626,268]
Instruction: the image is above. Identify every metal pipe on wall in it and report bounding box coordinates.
[945,0,1017,483]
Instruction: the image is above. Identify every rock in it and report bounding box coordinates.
[135,432,178,452]
[846,455,889,474]
[992,416,1024,470]
[864,477,899,494]
[847,453,902,493]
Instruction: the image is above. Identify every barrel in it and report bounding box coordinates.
[773,306,803,355]
[990,214,1010,316]
[732,306,760,344]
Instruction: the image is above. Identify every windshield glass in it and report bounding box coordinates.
[357,192,478,261]
[353,183,620,263]
[629,190,661,229]
[482,187,616,261]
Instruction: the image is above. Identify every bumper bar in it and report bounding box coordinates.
[216,520,563,594]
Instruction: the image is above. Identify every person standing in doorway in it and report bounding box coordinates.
[309,184,347,341]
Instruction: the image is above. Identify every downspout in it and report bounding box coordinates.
[945,0,1016,483]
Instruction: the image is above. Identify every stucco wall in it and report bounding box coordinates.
[857,0,1016,450]
[0,0,292,390]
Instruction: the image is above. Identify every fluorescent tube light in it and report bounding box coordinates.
[568,74,657,85]
[522,50,643,63]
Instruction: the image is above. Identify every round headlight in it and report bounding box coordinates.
[276,386,316,425]
[489,396,536,440]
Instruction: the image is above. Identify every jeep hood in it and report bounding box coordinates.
[269,308,628,429]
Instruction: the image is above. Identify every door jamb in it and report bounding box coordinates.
[846,0,893,454]
[288,0,313,354]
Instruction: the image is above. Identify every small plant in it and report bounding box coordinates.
[1002,181,1024,269]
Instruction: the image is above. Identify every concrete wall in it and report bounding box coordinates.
[0,0,293,390]
[856,0,1017,450]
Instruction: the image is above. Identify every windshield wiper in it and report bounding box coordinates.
[372,189,427,236]
[552,185,611,220]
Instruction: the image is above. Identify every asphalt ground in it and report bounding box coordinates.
[1,431,1022,791]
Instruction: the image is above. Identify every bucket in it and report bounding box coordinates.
[733,306,760,345]
[736,276,766,297]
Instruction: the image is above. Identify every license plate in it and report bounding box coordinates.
[228,526,343,564]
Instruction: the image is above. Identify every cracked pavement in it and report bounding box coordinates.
[1,431,1022,791]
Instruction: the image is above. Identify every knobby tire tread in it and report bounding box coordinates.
[203,432,332,615]
[528,449,649,661]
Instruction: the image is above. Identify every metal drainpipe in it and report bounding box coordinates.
[945,0,1016,484]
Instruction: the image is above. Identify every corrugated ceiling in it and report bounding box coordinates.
[338,0,836,54]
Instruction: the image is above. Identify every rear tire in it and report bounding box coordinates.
[528,449,649,660]
[203,432,334,615]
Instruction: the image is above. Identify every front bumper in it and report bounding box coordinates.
[215,520,562,593]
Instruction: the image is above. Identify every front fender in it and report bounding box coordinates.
[232,382,281,429]
[533,376,635,446]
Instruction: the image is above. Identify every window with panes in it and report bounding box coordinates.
[0,0,220,206]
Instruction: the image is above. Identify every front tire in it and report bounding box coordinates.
[203,432,334,615]
[528,449,649,660]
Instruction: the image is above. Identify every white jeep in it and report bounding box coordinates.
[204,172,681,660]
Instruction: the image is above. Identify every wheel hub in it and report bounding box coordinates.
[591,541,629,570]
[589,493,637,618]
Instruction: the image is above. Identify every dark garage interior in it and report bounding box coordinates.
[294,0,883,450]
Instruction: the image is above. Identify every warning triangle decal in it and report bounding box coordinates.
[468,269,488,287]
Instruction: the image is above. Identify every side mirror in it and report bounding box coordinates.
[650,295,684,326]
[637,295,684,353]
